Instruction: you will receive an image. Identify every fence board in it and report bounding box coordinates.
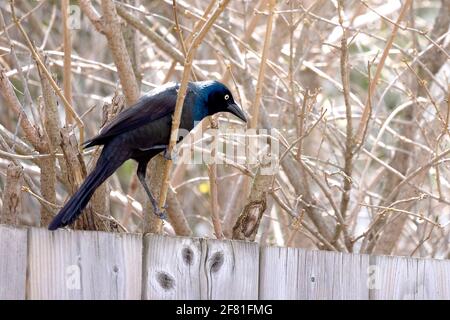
[1,225,450,300]
[259,246,370,299]
[0,224,27,299]
[416,258,450,299]
[201,238,259,299]
[369,255,450,300]
[143,235,259,300]
[369,255,420,299]
[27,227,142,300]
[143,234,202,299]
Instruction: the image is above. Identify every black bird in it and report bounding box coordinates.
[48,81,246,230]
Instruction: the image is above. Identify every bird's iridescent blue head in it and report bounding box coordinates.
[194,81,247,123]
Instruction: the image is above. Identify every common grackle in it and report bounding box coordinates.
[48,81,246,230]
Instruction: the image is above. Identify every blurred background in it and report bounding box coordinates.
[0,0,449,258]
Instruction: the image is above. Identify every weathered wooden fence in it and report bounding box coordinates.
[1,224,449,300]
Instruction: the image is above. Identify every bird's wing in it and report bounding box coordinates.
[83,85,179,147]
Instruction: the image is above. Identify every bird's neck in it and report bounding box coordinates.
[193,97,209,122]
[191,83,211,123]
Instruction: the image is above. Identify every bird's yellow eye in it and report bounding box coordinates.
[224,94,230,100]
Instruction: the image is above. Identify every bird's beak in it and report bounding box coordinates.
[227,103,247,123]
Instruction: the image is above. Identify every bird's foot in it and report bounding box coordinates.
[163,148,177,162]
[153,203,168,220]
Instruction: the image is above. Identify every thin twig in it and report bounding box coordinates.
[354,0,412,144]
[62,0,72,124]
[158,0,231,212]
[9,0,85,145]
[249,0,276,128]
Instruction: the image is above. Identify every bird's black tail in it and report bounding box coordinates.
[48,146,125,230]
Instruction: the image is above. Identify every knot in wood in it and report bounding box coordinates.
[210,251,224,273]
[182,247,194,265]
[156,271,175,290]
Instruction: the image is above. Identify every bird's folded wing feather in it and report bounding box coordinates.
[83,87,179,147]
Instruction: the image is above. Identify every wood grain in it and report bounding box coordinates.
[0,225,449,300]
[0,224,27,299]
[143,234,202,299]
[259,246,370,299]
[143,235,259,300]
[27,227,142,299]
[416,258,450,299]
[201,238,259,299]
[369,255,419,299]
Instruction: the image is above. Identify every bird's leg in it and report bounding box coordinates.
[141,144,177,161]
[136,161,167,220]
[163,147,174,161]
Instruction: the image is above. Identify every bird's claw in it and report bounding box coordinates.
[155,209,167,220]
[153,204,168,220]
[163,148,177,162]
